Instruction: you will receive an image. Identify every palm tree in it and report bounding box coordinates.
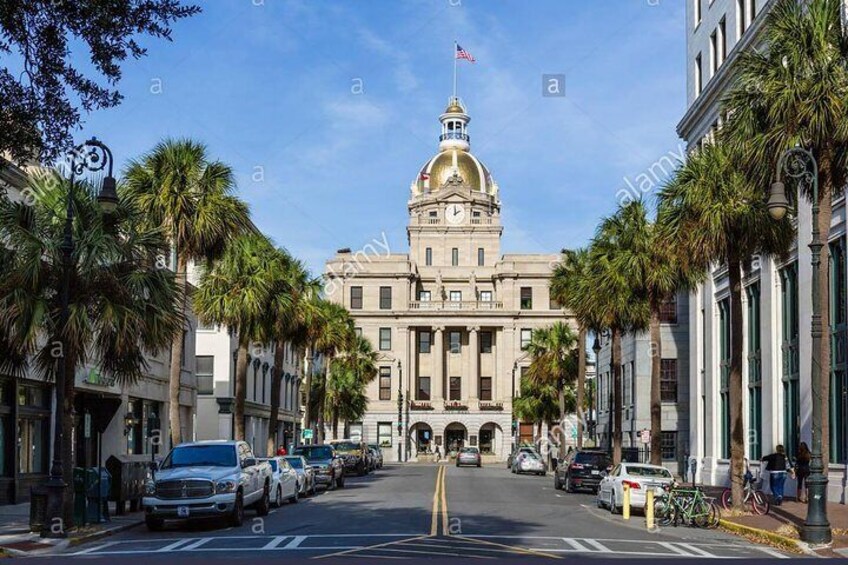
[605,200,699,465]
[124,139,249,447]
[551,249,594,449]
[0,171,181,523]
[312,301,354,443]
[525,322,579,454]
[586,216,651,464]
[513,377,561,443]
[326,334,378,439]
[265,256,317,456]
[193,233,278,441]
[658,141,793,508]
[722,0,848,464]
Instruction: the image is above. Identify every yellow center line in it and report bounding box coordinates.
[430,464,444,536]
[441,465,449,536]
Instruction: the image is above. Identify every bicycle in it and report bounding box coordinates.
[654,484,720,528]
[720,469,770,515]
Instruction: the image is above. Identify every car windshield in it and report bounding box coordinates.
[160,445,237,469]
[574,452,608,465]
[626,466,673,479]
[293,446,334,460]
[284,457,303,469]
[331,441,358,452]
[460,448,479,454]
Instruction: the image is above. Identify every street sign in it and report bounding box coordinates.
[301,429,313,440]
[640,429,650,444]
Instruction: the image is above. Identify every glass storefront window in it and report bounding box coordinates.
[18,418,46,474]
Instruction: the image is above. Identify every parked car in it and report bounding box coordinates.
[554,450,611,494]
[292,444,345,490]
[506,446,539,468]
[262,456,299,506]
[367,444,383,470]
[456,447,482,467]
[596,462,675,514]
[511,451,547,475]
[329,439,371,476]
[143,440,272,531]
[283,455,316,496]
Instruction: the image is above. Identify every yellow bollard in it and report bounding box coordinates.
[646,489,655,530]
[622,483,630,520]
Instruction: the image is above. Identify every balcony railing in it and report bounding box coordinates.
[410,300,503,311]
[439,132,470,142]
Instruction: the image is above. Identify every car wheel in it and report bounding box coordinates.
[554,474,562,490]
[145,515,164,531]
[565,476,572,493]
[256,483,271,517]
[358,462,366,477]
[229,491,245,527]
[289,487,299,504]
[596,491,605,508]
[609,491,619,515]
[477,462,481,468]
[310,481,317,496]
[274,485,283,508]
[337,473,345,489]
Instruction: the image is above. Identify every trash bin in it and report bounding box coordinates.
[29,485,48,533]
[88,468,111,523]
[106,455,148,514]
[73,467,102,525]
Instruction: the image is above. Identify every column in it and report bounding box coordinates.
[469,327,480,402]
[434,327,444,403]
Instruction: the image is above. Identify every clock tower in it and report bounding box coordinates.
[408,97,502,270]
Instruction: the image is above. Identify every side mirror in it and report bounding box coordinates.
[243,457,257,468]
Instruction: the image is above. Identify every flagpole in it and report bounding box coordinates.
[452,40,457,98]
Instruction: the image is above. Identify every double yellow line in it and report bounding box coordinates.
[430,465,448,536]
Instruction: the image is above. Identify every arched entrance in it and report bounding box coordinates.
[444,422,467,457]
[409,422,434,455]
[479,422,503,456]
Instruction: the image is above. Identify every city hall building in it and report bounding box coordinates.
[325,97,571,463]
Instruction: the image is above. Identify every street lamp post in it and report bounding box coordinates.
[397,360,403,464]
[769,146,831,545]
[511,361,518,453]
[592,337,601,446]
[44,138,118,538]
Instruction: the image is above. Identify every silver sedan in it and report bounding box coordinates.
[283,455,316,496]
[456,447,482,467]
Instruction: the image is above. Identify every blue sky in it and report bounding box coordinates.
[79,0,686,275]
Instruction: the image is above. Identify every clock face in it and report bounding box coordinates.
[446,204,465,224]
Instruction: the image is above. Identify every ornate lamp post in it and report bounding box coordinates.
[591,337,602,444]
[397,360,403,463]
[44,138,118,538]
[769,146,831,545]
[511,361,518,452]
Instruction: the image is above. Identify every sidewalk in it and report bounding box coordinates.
[0,501,143,556]
[707,488,848,557]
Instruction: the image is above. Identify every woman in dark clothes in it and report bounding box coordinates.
[795,442,811,503]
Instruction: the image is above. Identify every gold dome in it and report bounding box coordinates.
[418,149,492,194]
[445,101,465,114]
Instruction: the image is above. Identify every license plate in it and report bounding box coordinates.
[591,470,600,475]
[177,506,189,518]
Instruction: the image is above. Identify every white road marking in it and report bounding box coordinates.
[657,541,694,556]
[156,539,192,552]
[755,546,790,559]
[71,541,119,555]
[282,535,306,549]
[580,538,610,552]
[180,538,213,551]
[677,542,720,558]
[261,536,288,549]
[562,538,591,552]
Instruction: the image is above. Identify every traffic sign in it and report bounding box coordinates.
[301,429,314,440]
[640,429,650,444]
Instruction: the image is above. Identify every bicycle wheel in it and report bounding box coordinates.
[691,499,713,528]
[654,497,675,527]
[705,501,721,529]
[720,488,732,511]
[750,490,770,515]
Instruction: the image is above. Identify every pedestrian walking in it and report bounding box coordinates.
[435,446,441,462]
[794,442,811,503]
[762,445,791,506]
[276,444,287,456]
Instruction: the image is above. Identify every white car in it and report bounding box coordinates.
[511,452,547,475]
[596,462,674,514]
[262,457,299,507]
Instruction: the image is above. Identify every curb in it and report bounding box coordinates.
[67,519,143,547]
[719,518,807,554]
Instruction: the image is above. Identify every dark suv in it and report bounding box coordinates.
[329,439,370,476]
[554,450,611,493]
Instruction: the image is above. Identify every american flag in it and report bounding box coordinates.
[456,44,476,63]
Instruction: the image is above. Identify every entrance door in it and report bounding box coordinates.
[444,427,466,456]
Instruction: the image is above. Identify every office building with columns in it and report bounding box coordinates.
[325,96,571,462]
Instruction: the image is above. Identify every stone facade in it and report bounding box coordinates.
[324,97,572,462]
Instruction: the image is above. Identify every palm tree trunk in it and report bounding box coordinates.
[577,327,586,450]
[649,308,663,465]
[303,346,313,441]
[728,256,745,510]
[558,387,567,457]
[266,340,285,456]
[234,340,249,441]
[612,328,622,464]
[817,171,833,470]
[168,255,186,448]
[332,412,339,440]
[317,360,330,444]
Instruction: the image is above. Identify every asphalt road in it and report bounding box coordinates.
[38,463,787,561]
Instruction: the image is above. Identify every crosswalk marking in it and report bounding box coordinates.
[180,538,213,551]
[282,535,306,549]
[261,536,288,549]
